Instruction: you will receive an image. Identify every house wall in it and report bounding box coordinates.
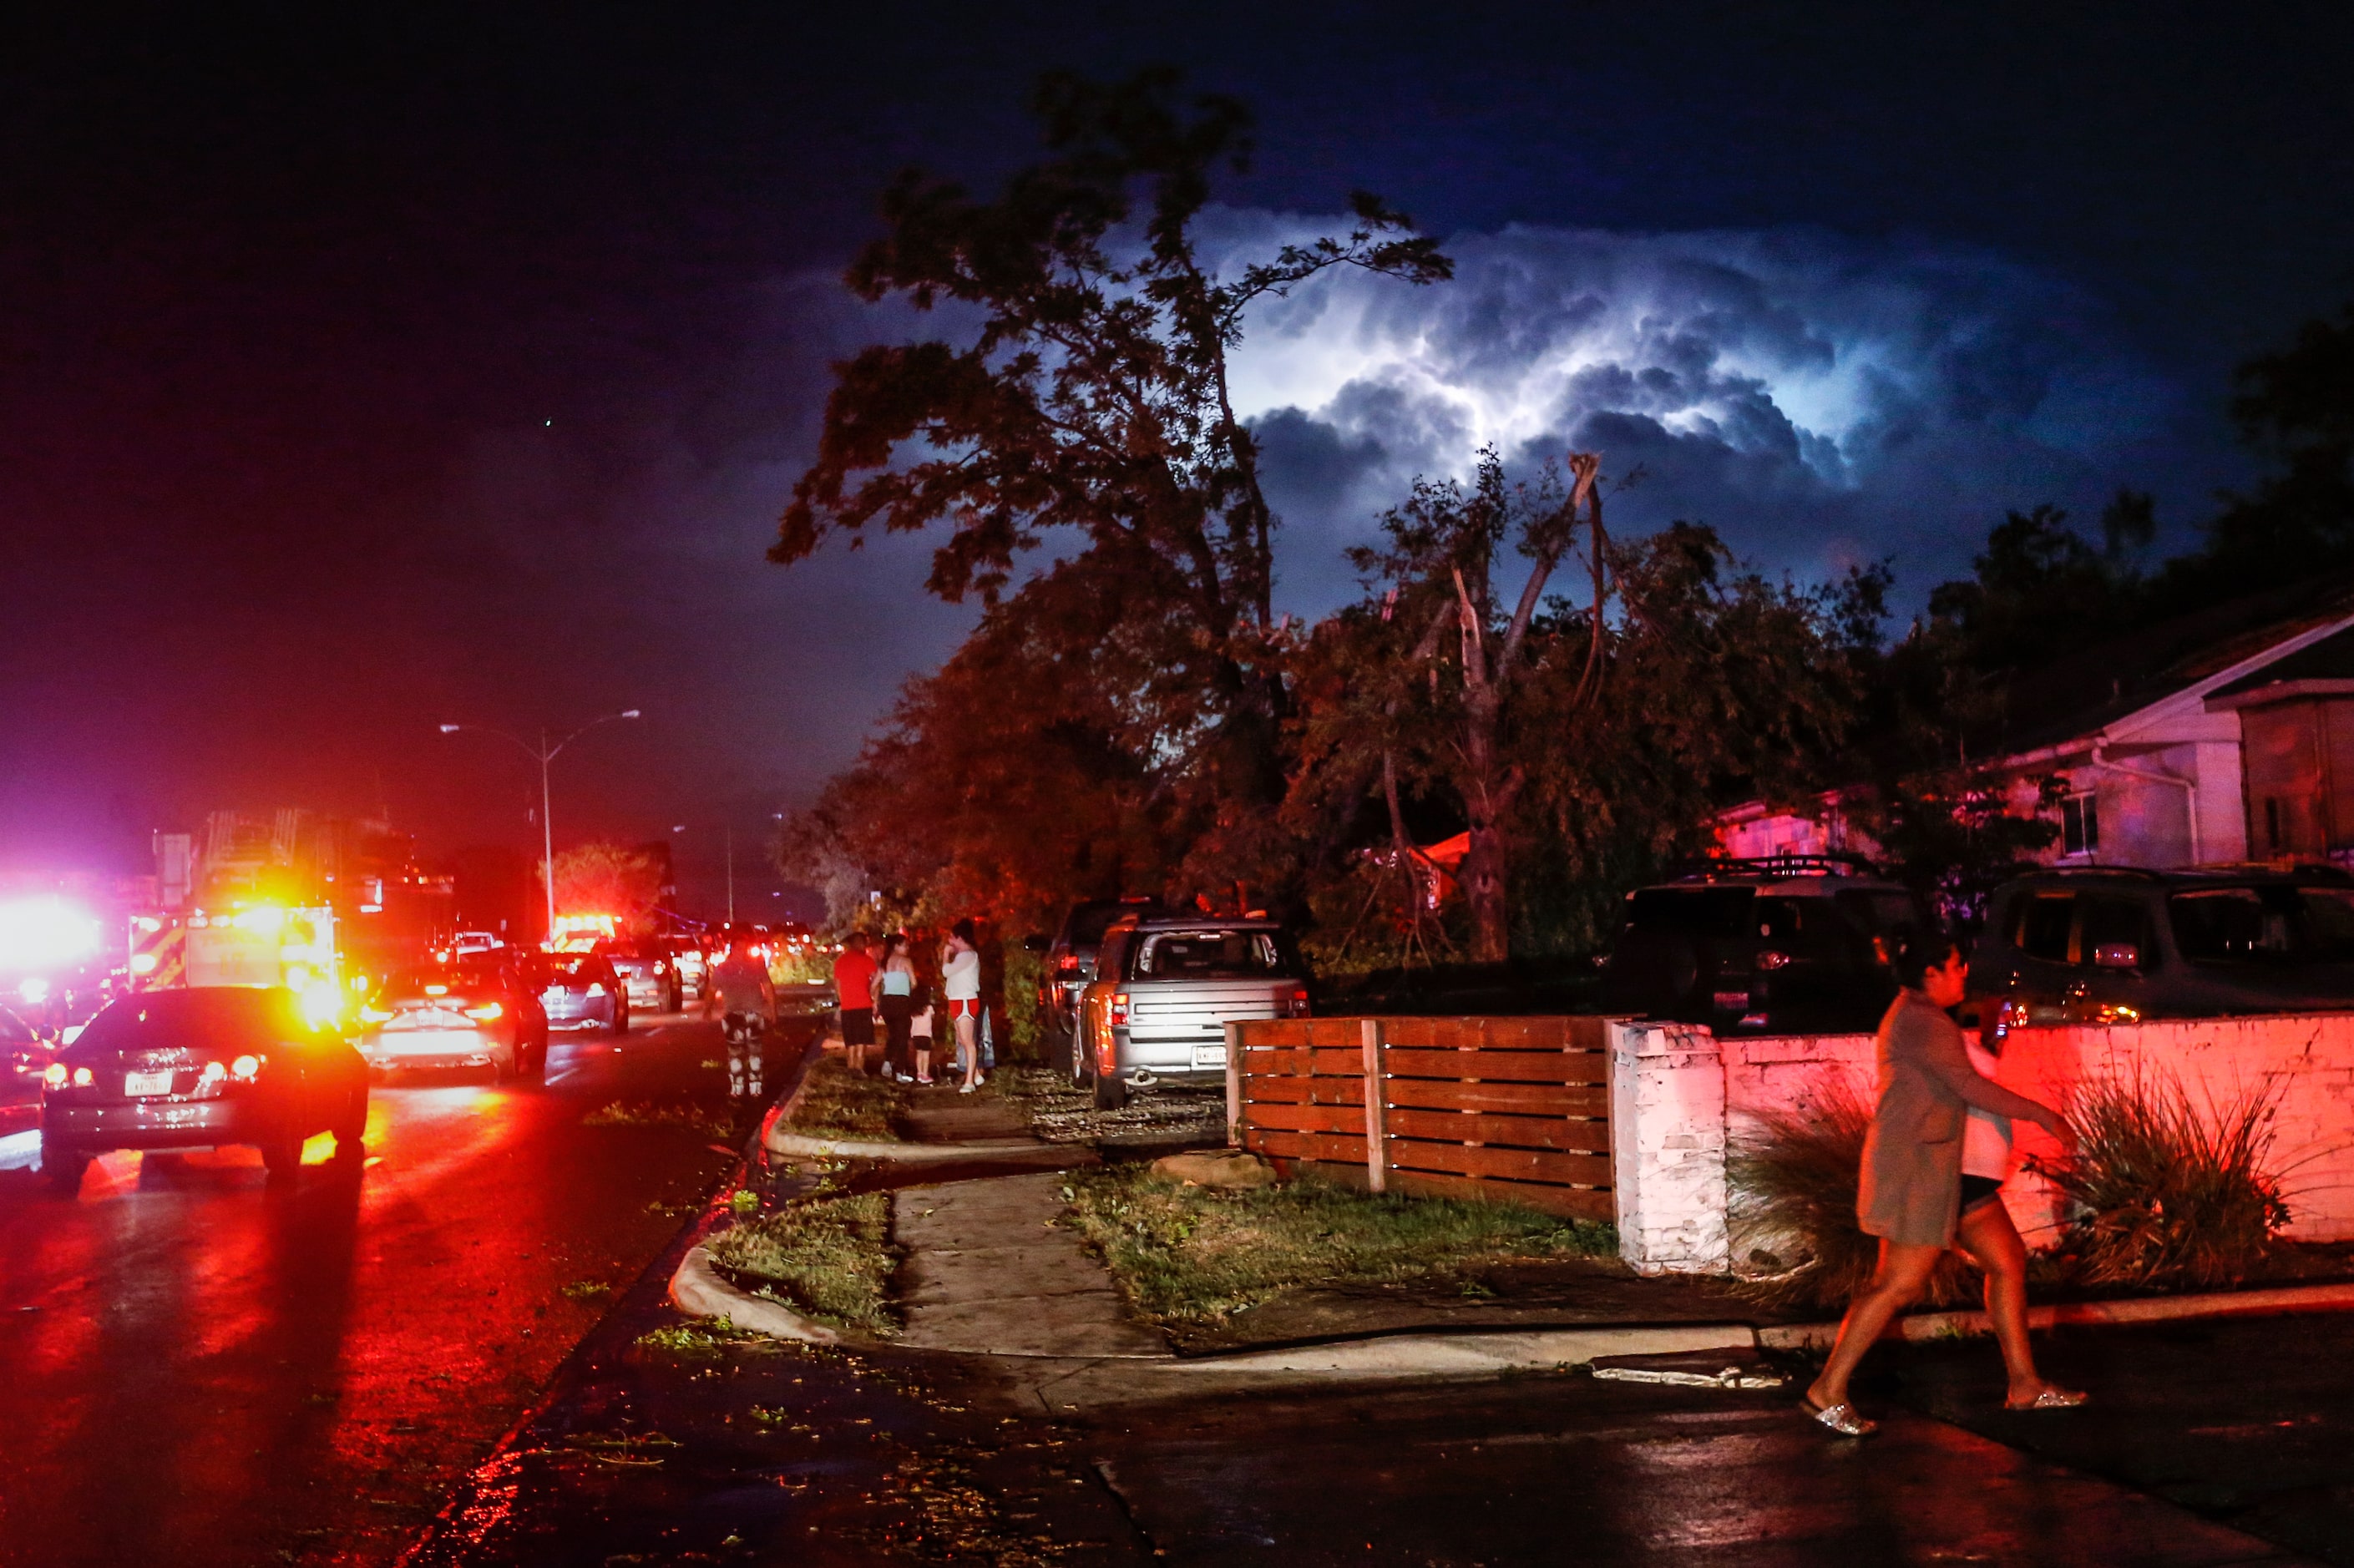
[1612,1014,2354,1276]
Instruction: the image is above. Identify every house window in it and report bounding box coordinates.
[2062,793,2099,857]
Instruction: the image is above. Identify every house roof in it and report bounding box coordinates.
[1987,576,2354,757]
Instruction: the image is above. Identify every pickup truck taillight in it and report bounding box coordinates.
[1055,954,1081,974]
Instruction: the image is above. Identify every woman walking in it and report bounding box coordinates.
[1801,929,2086,1437]
[944,918,985,1094]
[875,932,918,1083]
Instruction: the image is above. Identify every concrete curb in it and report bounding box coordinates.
[667,1243,841,1346]
[1157,1323,1755,1378]
[1758,1277,2354,1353]
[763,1128,1071,1163]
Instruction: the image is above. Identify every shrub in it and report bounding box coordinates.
[2029,1069,2290,1290]
[1727,1079,1974,1312]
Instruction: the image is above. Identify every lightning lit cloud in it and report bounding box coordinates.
[1197,215,2180,609]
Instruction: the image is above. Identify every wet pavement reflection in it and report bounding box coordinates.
[0,1015,773,1568]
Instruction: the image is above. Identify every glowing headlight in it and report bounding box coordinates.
[43,1062,67,1090]
[200,1060,227,1086]
[72,1066,94,1087]
[230,1055,263,1080]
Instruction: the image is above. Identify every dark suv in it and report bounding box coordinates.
[1967,865,2354,1030]
[1597,857,1926,1034]
[1025,897,1171,1071]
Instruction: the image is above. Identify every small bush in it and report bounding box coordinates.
[702,1192,897,1333]
[1727,1080,1974,1312]
[2030,1070,2290,1290]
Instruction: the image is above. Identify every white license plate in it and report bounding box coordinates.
[1193,1044,1229,1069]
[124,1070,174,1096]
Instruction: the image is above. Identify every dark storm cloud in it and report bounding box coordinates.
[1222,219,2202,609]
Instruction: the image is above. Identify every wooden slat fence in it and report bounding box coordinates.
[1227,1016,1612,1222]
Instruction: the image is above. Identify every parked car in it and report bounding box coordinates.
[357,961,548,1080]
[659,936,711,1002]
[3,1004,50,1110]
[1074,914,1312,1110]
[534,951,628,1035]
[1026,896,1172,1072]
[38,985,369,1196]
[1966,865,2354,1030]
[1596,856,1927,1034]
[600,943,681,1013]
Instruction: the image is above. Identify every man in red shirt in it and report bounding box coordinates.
[833,933,880,1075]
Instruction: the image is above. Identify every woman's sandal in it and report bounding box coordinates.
[2004,1386,2089,1410]
[1800,1396,1878,1437]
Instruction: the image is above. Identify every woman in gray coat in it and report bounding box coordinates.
[1801,929,2085,1436]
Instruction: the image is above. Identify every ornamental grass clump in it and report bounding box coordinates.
[2029,1070,2290,1290]
[702,1192,897,1333]
[1727,1080,1974,1312]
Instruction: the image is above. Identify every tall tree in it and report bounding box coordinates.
[773,69,1450,898]
[1325,450,1597,962]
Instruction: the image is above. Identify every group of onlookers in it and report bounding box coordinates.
[830,921,990,1093]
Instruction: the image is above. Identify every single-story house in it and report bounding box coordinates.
[1717,580,2354,870]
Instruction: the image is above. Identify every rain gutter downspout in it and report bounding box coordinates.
[2091,743,2201,865]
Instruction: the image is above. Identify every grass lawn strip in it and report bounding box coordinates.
[703,1191,898,1334]
[786,1058,907,1141]
[1061,1164,1615,1328]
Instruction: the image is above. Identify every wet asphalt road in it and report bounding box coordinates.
[0,1012,767,1568]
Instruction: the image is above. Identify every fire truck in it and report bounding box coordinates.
[128,903,347,1023]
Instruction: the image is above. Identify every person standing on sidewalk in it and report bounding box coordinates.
[833,932,880,1076]
[875,932,917,1082]
[944,918,985,1093]
[1801,929,2084,1437]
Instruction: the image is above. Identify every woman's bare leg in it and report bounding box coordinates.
[957,1014,980,1085]
[1956,1200,2050,1403]
[1806,1240,1943,1410]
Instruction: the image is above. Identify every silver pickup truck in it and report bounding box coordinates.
[1075,915,1311,1109]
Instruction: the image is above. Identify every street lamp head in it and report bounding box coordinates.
[620,709,642,720]
[672,824,687,834]
[438,724,462,734]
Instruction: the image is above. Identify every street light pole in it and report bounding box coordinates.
[439,710,642,942]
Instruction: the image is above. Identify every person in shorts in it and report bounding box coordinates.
[944,918,985,1093]
[833,932,879,1075]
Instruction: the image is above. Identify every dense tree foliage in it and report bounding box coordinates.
[550,842,664,929]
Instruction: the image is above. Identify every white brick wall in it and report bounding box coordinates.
[1611,1009,2354,1274]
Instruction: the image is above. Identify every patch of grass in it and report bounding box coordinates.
[702,1192,898,1333]
[559,1279,612,1302]
[584,1100,734,1141]
[1728,1082,1977,1312]
[785,1059,905,1141]
[633,1319,771,1355]
[1061,1164,1613,1326]
[2030,1069,2291,1289]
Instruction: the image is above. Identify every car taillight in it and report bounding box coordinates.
[1056,955,1081,974]
[43,1062,66,1090]
[587,983,606,997]
[230,1055,264,1080]
[1756,950,1792,971]
[1280,985,1310,1018]
[1108,993,1129,1027]
[359,1005,394,1024]
[654,962,667,974]
[72,1066,94,1087]
[466,1002,504,1021]
[200,1060,227,1086]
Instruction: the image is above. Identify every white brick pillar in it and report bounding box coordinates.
[1608,1019,1730,1276]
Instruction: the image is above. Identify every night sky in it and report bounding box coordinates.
[5,3,2351,913]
